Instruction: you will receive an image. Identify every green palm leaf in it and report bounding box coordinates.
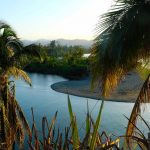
[0,21,33,148]
[91,0,150,97]
[91,1,150,148]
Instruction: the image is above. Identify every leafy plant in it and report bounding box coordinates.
[0,21,41,149]
[90,0,150,147]
[123,114,150,150]
[27,96,120,150]
[125,74,150,149]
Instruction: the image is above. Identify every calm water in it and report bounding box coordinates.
[15,73,150,140]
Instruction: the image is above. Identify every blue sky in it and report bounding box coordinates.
[0,0,114,40]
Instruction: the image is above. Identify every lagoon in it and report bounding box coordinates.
[15,73,150,140]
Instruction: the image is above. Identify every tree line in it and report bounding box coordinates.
[24,41,90,79]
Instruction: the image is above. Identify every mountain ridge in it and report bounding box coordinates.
[22,39,93,48]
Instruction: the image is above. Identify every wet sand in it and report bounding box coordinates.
[51,72,144,103]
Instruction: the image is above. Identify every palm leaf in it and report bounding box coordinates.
[14,99,31,136]
[21,44,41,60]
[136,64,150,80]
[0,103,11,146]
[15,123,25,148]
[0,22,10,30]
[0,21,32,148]
[1,23,17,38]
[91,0,150,97]
[125,74,150,146]
[6,67,31,86]
[6,39,23,54]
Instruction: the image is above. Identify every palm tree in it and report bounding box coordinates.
[0,21,40,149]
[91,0,150,148]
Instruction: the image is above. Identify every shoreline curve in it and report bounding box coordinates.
[51,72,144,103]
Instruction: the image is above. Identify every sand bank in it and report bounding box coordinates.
[51,72,144,103]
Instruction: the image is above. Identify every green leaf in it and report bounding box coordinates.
[90,99,104,150]
[67,95,80,149]
[68,95,73,122]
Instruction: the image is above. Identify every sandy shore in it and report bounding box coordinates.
[51,72,144,103]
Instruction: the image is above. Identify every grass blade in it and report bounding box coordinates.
[90,99,104,150]
[67,95,80,149]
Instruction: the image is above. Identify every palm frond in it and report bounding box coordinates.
[0,21,24,71]
[6,39,23,53]
[15,123,24,148]
[0,21,32,149]
[0,22,17,39]
[6,67,31,86]
[125,74,150,146]
[2,27,17,39]
[136,64,150,80]
[91,0,150,97]
[20,44,41,60]
[0,22,10,30]
[14,99,31,135]
[0,103,11,146]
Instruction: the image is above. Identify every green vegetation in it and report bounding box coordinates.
[0,22,40,149]
[28,96,121,150]
[27,96,150,150]
[91,0,150,149]
[24,43,89,79]
[0,0,150,149]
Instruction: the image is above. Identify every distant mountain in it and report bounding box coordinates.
[22,39,93,48]
[22,40,35,46]
[56,39,93,48]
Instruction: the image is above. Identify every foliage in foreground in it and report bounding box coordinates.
[124,114,150,150]
[27,96,121,150]
[0,22,31,150]
[90,0,150,148]
[91,0,150,97]
[1,90,149,150]
[0,22,40,150]
[27,96,150,150]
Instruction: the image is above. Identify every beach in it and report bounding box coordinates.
[51,72,144,103]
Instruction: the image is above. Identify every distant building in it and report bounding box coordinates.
[83,53,90,58]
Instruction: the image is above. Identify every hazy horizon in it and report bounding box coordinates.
[22,38,93,41]
[0,0,114,40]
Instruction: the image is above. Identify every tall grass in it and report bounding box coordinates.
[27,96,120,150]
